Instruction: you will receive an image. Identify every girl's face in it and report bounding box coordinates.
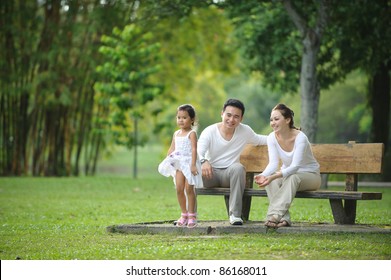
[270,109,290,132]
[177,110,193,130]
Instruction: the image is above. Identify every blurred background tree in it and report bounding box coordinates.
[95,24,162,178]
[1,0,389,180]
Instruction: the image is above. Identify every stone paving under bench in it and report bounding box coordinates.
[106,220,391,235]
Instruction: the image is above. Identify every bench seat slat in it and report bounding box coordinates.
[196,188,382,200]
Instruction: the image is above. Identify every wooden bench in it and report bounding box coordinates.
[196,141,384,224]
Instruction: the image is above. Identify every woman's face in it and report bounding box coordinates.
[270,109,290,132]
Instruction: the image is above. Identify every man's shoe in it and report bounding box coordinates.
[229,215,243,225]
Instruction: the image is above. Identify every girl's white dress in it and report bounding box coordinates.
[158,129,203,188]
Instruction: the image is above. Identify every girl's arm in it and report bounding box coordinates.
[166,132,176,156]
[189,131,198,175]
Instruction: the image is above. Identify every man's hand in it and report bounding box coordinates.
[201,161,213,179]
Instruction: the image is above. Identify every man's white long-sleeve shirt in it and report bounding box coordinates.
[197,123,267,169]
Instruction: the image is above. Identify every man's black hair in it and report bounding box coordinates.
[223,99,245,116]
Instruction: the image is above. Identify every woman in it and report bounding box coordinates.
[254,104,321,228]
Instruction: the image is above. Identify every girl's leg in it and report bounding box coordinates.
[175,171,188,226]
[185,183,196,214]
[185,182,197,228]
[175,171,187,213]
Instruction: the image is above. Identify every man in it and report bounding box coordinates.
[197,99,267,225]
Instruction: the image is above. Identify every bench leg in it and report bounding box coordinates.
[329,199,357,224]
[224,195,230,217]
[223,195,252,221]
[242,196,252,221]
[242,173,254,221]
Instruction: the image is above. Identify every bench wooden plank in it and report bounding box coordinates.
[196,188,382,200]
[312,143,384,173]
[240,143,384,173]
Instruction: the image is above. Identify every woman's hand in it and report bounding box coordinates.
[255,172,281,187]
[254,174,270,187]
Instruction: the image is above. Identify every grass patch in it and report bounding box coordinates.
[0,176,390,260]
[1,145,390,260]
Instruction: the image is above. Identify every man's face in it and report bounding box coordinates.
[221,106,243,130]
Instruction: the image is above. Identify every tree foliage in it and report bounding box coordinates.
[134,4,237,141]
[1,0,389,178]
[94,24,163,178]
[0,0,236,176]
[95,24,162,147]
[0,0,133,176]
[222,0,332,141]
[327,0,391,151]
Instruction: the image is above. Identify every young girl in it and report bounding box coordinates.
[158,104,202,228]
[254,104,321,228]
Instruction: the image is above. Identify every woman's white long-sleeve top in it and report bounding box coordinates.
[261,131,320,178]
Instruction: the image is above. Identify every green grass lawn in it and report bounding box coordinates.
[0,145,390,260]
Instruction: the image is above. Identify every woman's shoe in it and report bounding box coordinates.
[187,213,197,228]
[277,220,291,228]
[176,213,188,227]
[264,220,278,228]
[264,214,280,228]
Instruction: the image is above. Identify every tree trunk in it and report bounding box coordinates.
[369,61,390,153]
[300,32,320,142]
[283,0,329,143]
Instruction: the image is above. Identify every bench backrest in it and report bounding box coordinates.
[240,142,384,174]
